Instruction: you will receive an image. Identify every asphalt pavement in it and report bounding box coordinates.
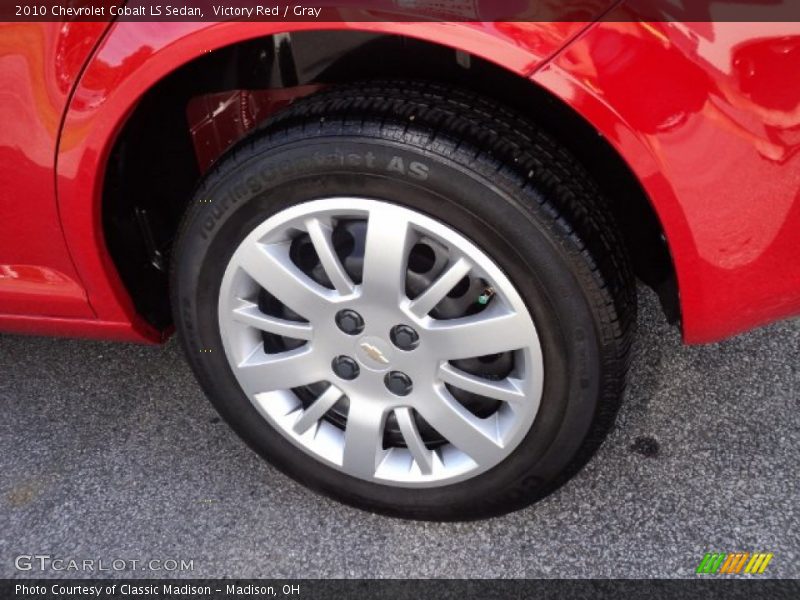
[1,287,798,579]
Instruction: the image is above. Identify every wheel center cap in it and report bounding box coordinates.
[355,336,394,371]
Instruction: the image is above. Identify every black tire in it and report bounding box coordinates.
[171,80,636,520]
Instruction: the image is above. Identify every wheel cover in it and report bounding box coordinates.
[218,198,544,487]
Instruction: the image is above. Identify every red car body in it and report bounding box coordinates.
[1,11,799,345]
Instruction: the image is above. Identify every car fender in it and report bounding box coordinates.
[55,20,601,339]
[533,20,800,342]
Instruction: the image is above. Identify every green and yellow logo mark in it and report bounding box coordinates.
[696,552,774,575]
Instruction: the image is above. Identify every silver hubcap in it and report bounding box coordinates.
[218,198,544,487]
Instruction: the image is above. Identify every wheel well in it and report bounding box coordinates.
[102,30,679,331]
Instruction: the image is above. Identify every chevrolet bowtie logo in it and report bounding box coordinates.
[360,342,390,364]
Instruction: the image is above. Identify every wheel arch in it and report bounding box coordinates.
[57,22,678,338]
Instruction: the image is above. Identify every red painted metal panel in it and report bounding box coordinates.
[533,20,800,342]
[3,16,800,344]
[0,23,108,318]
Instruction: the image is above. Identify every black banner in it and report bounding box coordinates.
[3,579,800,600]
[5,0,800,22]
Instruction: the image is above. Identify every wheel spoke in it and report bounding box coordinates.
[293,385,343,435]
[438,363,525,404]
[237,241,333,318]
[408,257,472,318]
[341,401,387,478]
[426,305,531,361]
[394,407,434,475]
[235,346,326,395]
[418,386,504,465]
[361,208,413,304]
[231,299,313,340]
[305,217,355,296]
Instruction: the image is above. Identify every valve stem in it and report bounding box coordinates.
[477,286,496,305]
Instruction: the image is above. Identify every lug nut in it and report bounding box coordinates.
[332,355,360,380]
[384,371,413,396]
[335,309,365,335]
[390,324,420,351]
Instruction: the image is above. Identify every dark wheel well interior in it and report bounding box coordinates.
[102,30,678,331]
